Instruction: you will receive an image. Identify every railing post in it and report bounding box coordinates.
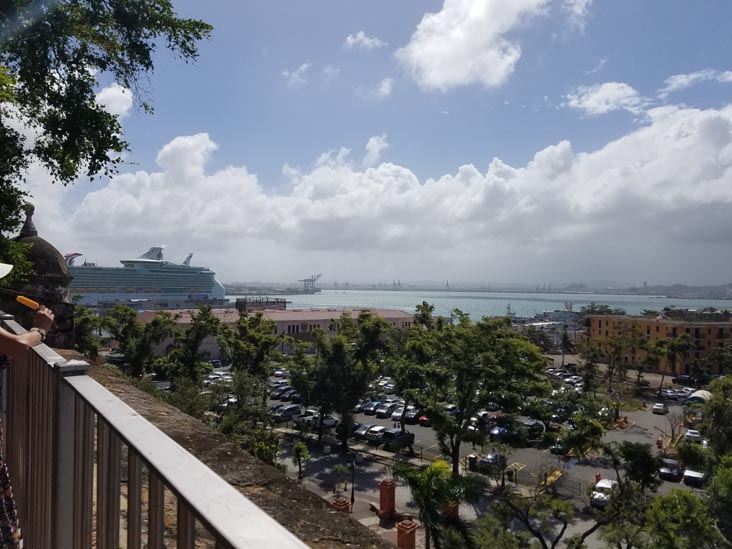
[53,359,90,548]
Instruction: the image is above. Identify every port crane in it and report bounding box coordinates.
[298,273,322,294]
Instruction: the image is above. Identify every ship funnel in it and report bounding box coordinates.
[182,253,193,267]
[139,247,164,260]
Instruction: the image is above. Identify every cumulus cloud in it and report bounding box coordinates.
[282,63,310,88]
[95,83,133,117]
[396,0,549,91]
[22,104,732,284]
[343,31,387,51]
[363,134,389,168]
[658,69,732,99]
[565,82,649,116]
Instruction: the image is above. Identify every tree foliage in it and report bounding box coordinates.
[645,490,725,549]
[0,0,211,264]
[104,305,175,377]
[393,460,485,549]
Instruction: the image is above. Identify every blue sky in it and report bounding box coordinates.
[26,0,732,286]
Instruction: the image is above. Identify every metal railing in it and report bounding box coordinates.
[0,311,307,548]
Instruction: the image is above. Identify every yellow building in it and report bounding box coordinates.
[585,315,732,375]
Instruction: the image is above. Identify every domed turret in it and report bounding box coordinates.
[14,204,72,290]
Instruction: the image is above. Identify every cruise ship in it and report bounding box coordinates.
[67,247,226,308]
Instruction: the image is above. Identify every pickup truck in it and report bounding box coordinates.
[293,409,339,429]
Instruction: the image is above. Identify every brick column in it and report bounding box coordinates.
[397,518,418,549]
[379,479,396,520]
[332,495,350,513]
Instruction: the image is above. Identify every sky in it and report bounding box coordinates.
[19,0,732,287]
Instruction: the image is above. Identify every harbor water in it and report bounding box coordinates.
[229,290,732,320]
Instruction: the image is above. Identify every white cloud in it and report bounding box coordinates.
[562,0,593,30]
[281,63,310,88]
[565,82,649,116]
[95,83,133,117]
[658,69,732,99]
[585,56,607,75]
[396,0,549,91]
[358,78,394,101]
[343,31,388,51]
[322,65,340,81]
[22,105,732,284]
[363,134,389,168]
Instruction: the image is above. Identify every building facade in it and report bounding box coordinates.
[585,314,732,374]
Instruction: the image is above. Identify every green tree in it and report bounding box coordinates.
[526,325,553,353]
[709,456,732,543]
[292,441,309,482]
[0,0,211,266]
[563,414,604,461]
[218,312,281,377]
[167,306,220,384]
[393,460,485,549]
[427,314,547,478]
[291,311,391,447]
[471,514,521,549]
[701,377,732,457]
[560,326,575,367]
[702,341,732,378]
[72,304,101,359]
[659,333,694,390]
[580,303,626,317]
[645,490,725,549]
[104,305,175,377]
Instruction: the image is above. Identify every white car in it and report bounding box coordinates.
[591,479,618,508]
[684,429,703,443]
[651,402,668,415]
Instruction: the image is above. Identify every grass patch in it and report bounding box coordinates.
[620,399,644,412]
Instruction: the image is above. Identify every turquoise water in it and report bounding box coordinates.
[229,290,731,319]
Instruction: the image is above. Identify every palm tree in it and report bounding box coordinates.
[393,460,485,549]
[659,334,693,390]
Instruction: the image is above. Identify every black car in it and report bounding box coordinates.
[271,386,292,399]
[659,458,682,482]
[478,451,507,474]
[404,407,422,424]
[672,374,697,386]
[381,428,415,451]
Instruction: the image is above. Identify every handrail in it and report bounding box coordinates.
[0,310,308,548]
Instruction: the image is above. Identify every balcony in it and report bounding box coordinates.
[0,310,373,548]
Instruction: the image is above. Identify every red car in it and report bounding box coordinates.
[418,414,431,427]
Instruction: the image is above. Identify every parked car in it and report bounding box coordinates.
[652,402,668,415]
[418,414,431,427]
[365,425,387,444]
[684,429,703,443]
[293,409,320,428]
[381,428,415,451]
[591,479,618,508]
[362,401,382,415]
[376,403,398,418]
[273,405,301,422]
[404,407,422,424]
[683,469,707,487]
[354,423,375,440]
[673,374,697,386]
[658,458,682,482]
[478,451,507,474]
[489,426,507,442]
[550,440,567,455]
[444,404,460,416]
[657,389,679,400]
[391,406,406,422]
[271,386,292,399]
